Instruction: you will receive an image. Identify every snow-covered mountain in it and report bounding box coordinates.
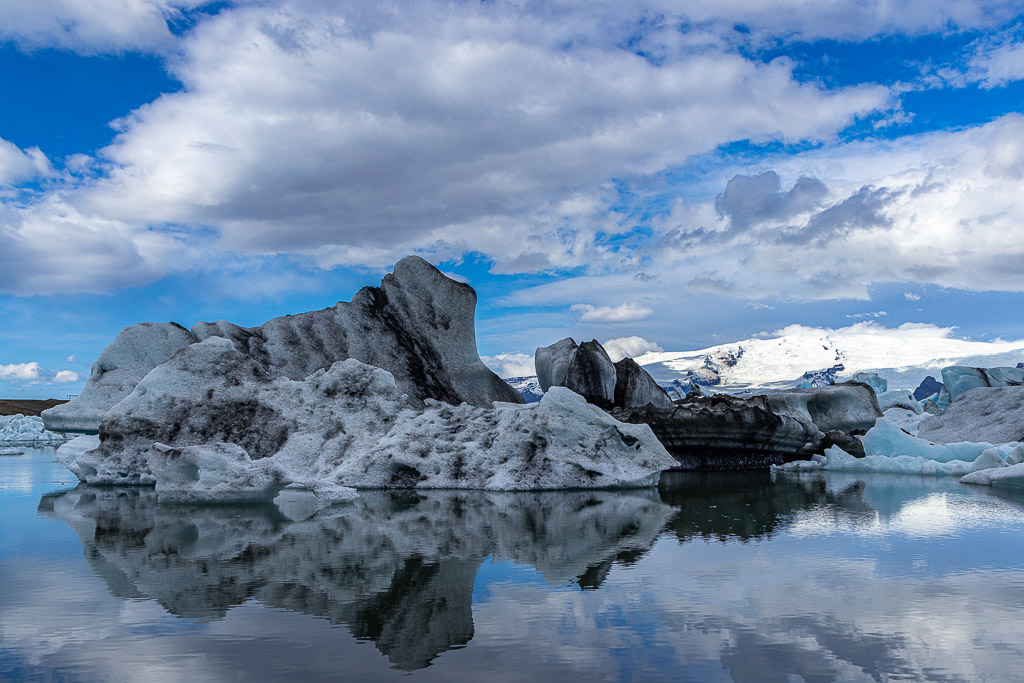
[504,376,544,403]
[636,323,1024,393]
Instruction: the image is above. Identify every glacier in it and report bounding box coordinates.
[636,322,1024,393]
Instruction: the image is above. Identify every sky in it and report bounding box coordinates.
[1,0,1024,397]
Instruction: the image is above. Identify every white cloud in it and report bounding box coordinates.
[646,112,1024,299]
[4,1,1023,300]
[571,302,654,323]
[480,352,536,379]
[904,292,921,301]
[0,0,894,294]
[0,0,206,54]
[0,361,81,385]
[602,336,664,362]
[0,362,41,381]
[967,38,1024,89]
[0,198,196,295]
[0,138,51,186]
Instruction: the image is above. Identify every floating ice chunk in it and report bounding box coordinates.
[0,414,70,445]
[821,444,1012,476]
[771,454,827,471]
[860,416,1020,463]
[961,456,1024,488]
[852,372,887,394]
[0,447,24,456]
[273,482,358,521]
[877,389,922,414]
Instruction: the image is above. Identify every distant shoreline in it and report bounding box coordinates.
[0,399,68,417]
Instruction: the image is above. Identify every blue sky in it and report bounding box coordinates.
[2,1,1024,396]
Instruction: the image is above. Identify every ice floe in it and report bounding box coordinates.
[960,461,1024,488]
[0,414,70,446]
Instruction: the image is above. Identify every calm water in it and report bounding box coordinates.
[3,448,1024,681]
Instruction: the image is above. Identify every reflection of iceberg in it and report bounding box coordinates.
[39,486,672,670]
[658,471,874,542]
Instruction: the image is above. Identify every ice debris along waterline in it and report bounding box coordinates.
[773,414,1024,479]
[54,338,674,500]
[0,414,70,446]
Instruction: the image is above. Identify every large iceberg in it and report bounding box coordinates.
[44,257,522,434]
[934,365,1024,408]
[64,337,674,494]
[612,381,882,470]
[918,386,1024,445]
[752,383,882,435]
[535,337,672,410]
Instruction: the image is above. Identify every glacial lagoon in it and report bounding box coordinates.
[4,447,1024,681]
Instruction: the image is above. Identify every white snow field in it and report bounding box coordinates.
[637,322,1024,393]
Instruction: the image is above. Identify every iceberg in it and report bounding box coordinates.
[613,357,674,410]
[753,382,882,434]
[851,372,887,394]
[939,365,1024,402]
[535,337,671,410]
[821,445,1015,476]
[44,257,523,434]
[877,389,922,414]
[918,386,1024,445]
[859,416,1021,463]
[66,338,674,492]
[774,442,1023,477]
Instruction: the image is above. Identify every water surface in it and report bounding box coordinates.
[3,448,1024,681]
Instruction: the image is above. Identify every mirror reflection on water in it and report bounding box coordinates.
[4,448,1024,681]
